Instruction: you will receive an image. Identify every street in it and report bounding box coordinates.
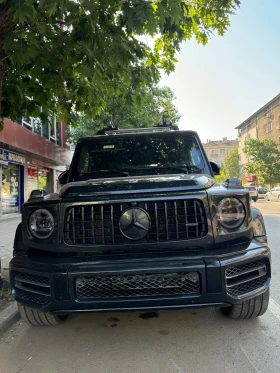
[0,201,280,373]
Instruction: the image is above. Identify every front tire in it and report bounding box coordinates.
[221,288,269,319]
[18,303,69,326]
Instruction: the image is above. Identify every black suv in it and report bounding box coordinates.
[10,126,271,326]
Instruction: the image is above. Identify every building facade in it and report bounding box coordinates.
[203,137,238,166]
[0,117,71,216]
[236,93,280,185]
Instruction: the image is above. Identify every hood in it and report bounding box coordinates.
[60,173,215,198]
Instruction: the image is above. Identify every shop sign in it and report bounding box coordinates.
[30,158,52,168]
[28,166,38,179]
[0,148,25,165]
[245,175,256,182]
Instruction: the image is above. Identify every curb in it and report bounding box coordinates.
[0,302,20,336]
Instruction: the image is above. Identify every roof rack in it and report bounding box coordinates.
[97,112,179,136]
[103,126,178,135]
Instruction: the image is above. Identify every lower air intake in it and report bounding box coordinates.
[225,259,269,296]
[76,272,200,299]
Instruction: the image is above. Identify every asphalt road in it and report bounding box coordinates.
[1,201,280,373]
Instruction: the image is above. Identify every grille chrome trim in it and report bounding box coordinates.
[64,198,207,245]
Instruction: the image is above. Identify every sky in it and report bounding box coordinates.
[159,0,280,143]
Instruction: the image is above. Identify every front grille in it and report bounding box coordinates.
[225,259,269,296]
[65,199,207,245]
[13,272,51,306]
[75,272,201,299]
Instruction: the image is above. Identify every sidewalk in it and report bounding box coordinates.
[0,216,21,269]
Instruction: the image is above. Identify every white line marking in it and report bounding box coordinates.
[269,298,280,322]
[171,359,186,373]
[239,344,261,373]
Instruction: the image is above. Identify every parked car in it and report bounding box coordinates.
[244,186,258,202]
[10,124,271,326]
[257,187,268,199]
[265,187,280,201]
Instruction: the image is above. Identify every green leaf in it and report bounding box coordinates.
[1,0,240,128]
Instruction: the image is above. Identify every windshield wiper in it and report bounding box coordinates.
[165,165,203,174]
[135,165,203,174]
[79,170,130,178]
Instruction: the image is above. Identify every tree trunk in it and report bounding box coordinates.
[0,0,14,123]
[0,46,7,119]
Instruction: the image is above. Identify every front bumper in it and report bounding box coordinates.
[10,241,271,315]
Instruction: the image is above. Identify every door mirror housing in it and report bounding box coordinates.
[209,161,221,176]
[58,170,69,185]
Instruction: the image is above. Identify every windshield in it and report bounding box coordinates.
[244,187,256,191]
[70,134,206,180]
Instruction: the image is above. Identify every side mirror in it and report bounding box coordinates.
[58,170,69,185]
[209,161,221,176]
[29,189,47,201]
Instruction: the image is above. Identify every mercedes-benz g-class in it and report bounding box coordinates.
[10,125,271,325]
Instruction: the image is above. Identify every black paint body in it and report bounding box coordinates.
[10,131,271,314]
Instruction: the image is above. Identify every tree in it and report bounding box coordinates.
[243,138,280,185]
[68,84,181,144]
[0,0,240,130]
[214,146,239,183]
[223,146,239,178]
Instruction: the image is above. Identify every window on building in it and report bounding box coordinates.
[264,122,272,134]
[50,119,57,143]
[220,149,225,154]
[212,150,216,154]
[220,157,225,162]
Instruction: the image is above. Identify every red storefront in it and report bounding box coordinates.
[0,118,71,215]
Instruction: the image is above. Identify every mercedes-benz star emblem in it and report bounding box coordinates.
[119,208,151,240]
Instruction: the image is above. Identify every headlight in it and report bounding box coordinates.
[217,198,245,230]
[29,209,54,239]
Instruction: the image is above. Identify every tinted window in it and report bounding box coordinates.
[71,134,206,180]
[244,186,256,191]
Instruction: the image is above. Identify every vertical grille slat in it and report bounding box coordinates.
[91,206,95,243]
[65,199,207,245]
[174,201,179,239]
[184,201,189,237]
[111,205,115,244]
[155,202,159,241]
[72,208,76,244]
[164,202,169,240]
[82,206,85,244]
[101,205,105,243]
[194,201,199,237]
